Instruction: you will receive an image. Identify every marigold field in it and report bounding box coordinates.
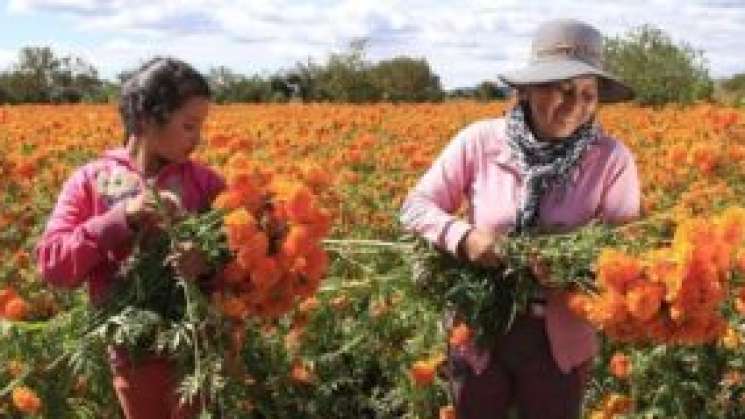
[1,101,745,418]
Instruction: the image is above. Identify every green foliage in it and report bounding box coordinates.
[370,56,443,102]
[604,24,714,105]
[722,73,745,92]
[206,40,444,104]
[0,47,110,104]
[718,73,745,107]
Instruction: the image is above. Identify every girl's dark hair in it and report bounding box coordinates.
[119,57,210,142]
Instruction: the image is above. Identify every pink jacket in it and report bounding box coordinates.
[36,148,225,305]
[400,118,640,374]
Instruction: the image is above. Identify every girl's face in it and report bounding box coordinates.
[522,76,599,140]
[143,96,209,165]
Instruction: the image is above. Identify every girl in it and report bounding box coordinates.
[400,19,640,419]
[36,57,225,419]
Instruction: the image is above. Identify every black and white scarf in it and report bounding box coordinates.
[505,102,599,234]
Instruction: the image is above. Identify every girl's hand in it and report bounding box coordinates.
[458,228,504,268]
[168,241,210,282]
[125,189,184,231]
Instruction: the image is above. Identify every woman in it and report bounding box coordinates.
[400,19,640,419]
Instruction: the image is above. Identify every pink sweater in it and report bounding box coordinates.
[400,118,640,374]
[36,148,225,305]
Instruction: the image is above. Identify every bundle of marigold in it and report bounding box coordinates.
[410,222,641,347]
[211,169,331,320]
[83,167,331,409]
[568,207,745,345]
[410,207,733,348]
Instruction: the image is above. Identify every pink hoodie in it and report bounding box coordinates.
[400,118,640,374]
[36,148,225,305]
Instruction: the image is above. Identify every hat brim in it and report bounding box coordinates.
[498,60,634,103]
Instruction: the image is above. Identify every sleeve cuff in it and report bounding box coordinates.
[84,202,134,252]
[443,219,473,256]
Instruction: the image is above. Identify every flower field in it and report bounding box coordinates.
[1,101,745,418]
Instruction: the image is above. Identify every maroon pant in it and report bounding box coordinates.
[109,349,202,419]
[449,316,590,419]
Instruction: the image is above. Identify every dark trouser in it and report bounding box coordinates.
[450,316,590,419]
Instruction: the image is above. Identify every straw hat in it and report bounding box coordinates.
[498,19,634,103]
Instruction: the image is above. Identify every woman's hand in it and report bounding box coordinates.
[458,228,504,268]
[528,253,553,287]
[168,241,210,282]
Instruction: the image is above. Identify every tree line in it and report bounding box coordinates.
[0,25,742,106]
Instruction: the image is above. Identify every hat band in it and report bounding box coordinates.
[531,43,602,67]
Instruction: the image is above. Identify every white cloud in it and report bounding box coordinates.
[5,0,745,87]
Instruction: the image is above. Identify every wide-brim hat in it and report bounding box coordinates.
[498,19,634,103]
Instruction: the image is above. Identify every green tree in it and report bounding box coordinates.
[0,46,106,103]
[370,56,442,102]
[722,73,745,91]
[314,39,380,102]
[604,24,713,105]
[474,80,507,101]
[50,56,104,102]
[717,73,745,106]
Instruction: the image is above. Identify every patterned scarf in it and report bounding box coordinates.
[505,102,599,234]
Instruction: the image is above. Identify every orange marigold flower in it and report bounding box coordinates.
[259,276,296,318]
[281,224,314,258]
[12,385,42,415]
[290,360,314,384]
[566,292,593,318]
[307,207,332,238]
[689,144,719,174]
[301,243,328,282]
[215,293,248,319]
[0,286,18,307]
[674,218,716,250]
[588,290,629,326]
[449,323,473,348]
[721,326,742,350]
[717,207,745,246]
[285,185,315,222]
[236,232,269,270]
[222,261,249,285]
[603,393,632,415]
[626,282,665,322]
[439,405,456,419]
[645,250,683,301]
[250,257,282,292]
[214,190,245,211]
[609,352,631,379]
[410,357,440,387]
[223,208,256,227]
[226,222,261,251]
[297,296,319,313]
[596,248,643,293]
[3,297,29,321]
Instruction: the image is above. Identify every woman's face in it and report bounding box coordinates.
[522,76,599,140]
[144,96,209,165]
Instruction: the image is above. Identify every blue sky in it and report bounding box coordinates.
[1,0,744,88]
